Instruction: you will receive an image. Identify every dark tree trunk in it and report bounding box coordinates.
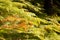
[44,0,54,15]
[53,0,60,7]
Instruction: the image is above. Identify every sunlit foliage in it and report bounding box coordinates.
[0,0,60,40]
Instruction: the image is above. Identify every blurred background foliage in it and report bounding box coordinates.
[0,0,60,40]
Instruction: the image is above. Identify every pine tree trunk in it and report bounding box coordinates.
[44,0,54,15]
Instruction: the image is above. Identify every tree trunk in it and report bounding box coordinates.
[44,0,54,15]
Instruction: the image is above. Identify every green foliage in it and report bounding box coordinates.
[0,0,60,40]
